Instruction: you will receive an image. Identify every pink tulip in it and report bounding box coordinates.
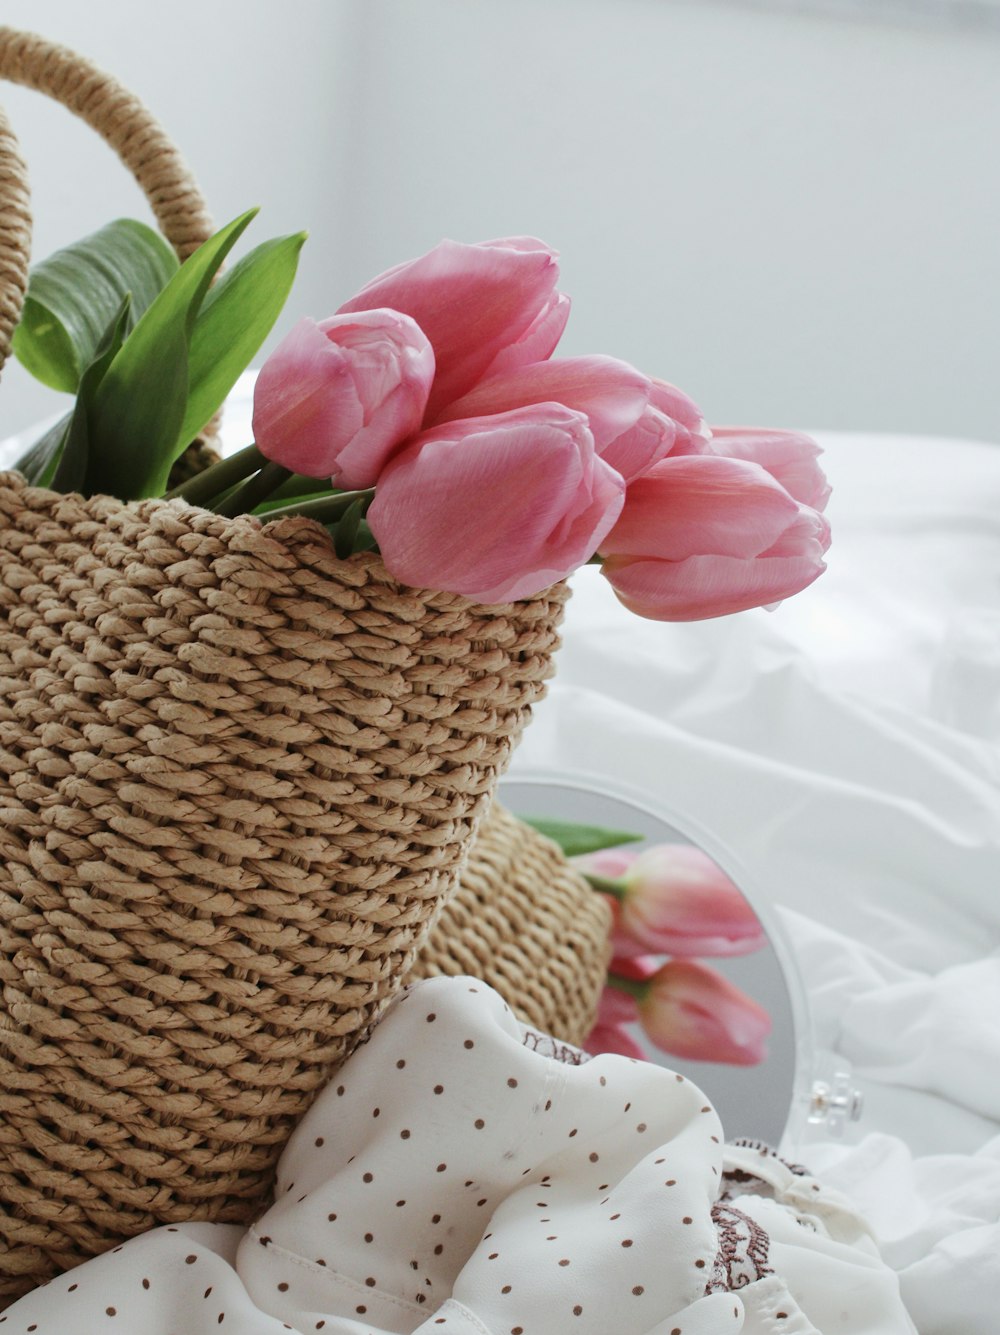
[709,426,831,511]
[649,379,711,455]
[337,237,564,422]
[637,959,771,1065]
[252,311,435,489]
[599,454,830,621]
[366,403,625,602]
[438,355,674,483]
[584,1018,646,1061]
[626,844,764,958]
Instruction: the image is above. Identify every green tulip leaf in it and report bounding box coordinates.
[177,230,307,451]
[52,294,133,495]
[13,410,73,487]
[332,495,366,560]
[255,473,336,508]
[85,209,258,500]
[11,220,178,393]
[518,818,643,858]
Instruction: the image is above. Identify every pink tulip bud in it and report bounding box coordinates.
[709,426,831,511]
[252,311,435,489]
[620,844,766,958]
[367,403,625,603]
[599,453,830,621]
[637,959,771,1065]
[338,237,563,422]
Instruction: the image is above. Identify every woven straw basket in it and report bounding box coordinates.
[0,28,610,1308]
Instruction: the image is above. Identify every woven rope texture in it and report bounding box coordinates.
[0,472,568,1304]
[0,24,215,374]
[411,802,611,1047]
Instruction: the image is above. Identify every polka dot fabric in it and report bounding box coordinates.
[1,978,916,1334]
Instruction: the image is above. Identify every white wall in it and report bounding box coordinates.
[3,0,1000,446]
[0,0,354,439]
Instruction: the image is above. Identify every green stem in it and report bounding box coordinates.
[257,488,375,525]
[583,872,626,901]
[213,460,293,518]
[586,553,605,565]
[165,442,265,506]
[606,971,650,1001]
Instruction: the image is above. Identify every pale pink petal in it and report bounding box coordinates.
[601,456,801,562]
[478,291,571,380]
[435,356,649,452]
[601,405,676,482]
[253,317,365,476]
[338,237,559,420]
[367,403,624,602]
[649,379,711,454]
[710,426,831,511]
[253,310,434,486]
[601,550,827,621]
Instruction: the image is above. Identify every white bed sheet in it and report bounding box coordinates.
[505,428,1000,1333]
[2,401,998,1331]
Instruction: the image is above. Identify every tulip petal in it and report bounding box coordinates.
[649,379,711,454]
[602,455,801,562]
[252,310,434,486]
[367,403,625,602]
[584,1020,647,1061]
[601,550,827,621]
[596,983,639,1026]
[601,405,676,482]
[253,317,365,476]
[478,290,571,380]
[338,237,559,420]
[435,355,650,452]
[710,426,832,511]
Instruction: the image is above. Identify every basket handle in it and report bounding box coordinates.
[0,25,215,378]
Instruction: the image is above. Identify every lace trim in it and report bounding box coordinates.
[705,1202,774,1294]
[521,1027,592,1065]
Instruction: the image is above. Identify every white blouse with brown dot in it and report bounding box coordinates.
[2,978,916,1335]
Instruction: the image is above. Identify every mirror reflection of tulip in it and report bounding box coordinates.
[575,843,772,1067]
[588,954,771,1067]
[575,843,767,959]
[636,958,772,1066]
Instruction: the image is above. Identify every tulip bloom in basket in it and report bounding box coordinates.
[13,219,830,616]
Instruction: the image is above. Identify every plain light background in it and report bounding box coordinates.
[1,0,999,447]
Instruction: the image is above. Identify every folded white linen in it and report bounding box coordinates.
[807,1134,1000,1335]
[1,977,916,1334]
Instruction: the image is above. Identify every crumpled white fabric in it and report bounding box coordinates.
[2,977,916,1334]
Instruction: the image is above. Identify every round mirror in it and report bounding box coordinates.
[499,769,818,1152]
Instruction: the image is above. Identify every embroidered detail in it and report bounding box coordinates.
[730,1138,809,1176]
[705,1203,774,1295]
[521,1027,592,1065]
